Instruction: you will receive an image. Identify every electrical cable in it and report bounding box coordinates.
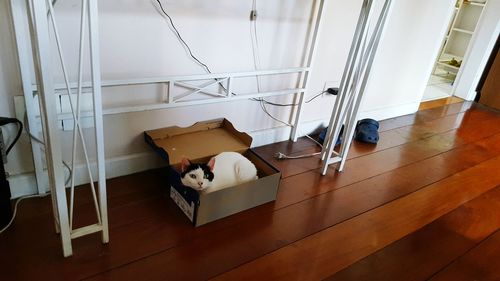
[153,0,328,108]
[23,112,72,186]
[250,89,328,107]
[250,0,262,92]
[0,118,23,156]
[0,193,49,234]
[246,1,324,160]
[152,1,325,159]
[155,0,213,74]
[258,99,323,160]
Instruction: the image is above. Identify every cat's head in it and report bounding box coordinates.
[180,157,215,191]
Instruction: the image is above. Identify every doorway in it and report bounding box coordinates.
[421,0,487,102]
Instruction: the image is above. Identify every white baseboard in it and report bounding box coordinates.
[8,152,166,199]
[358,101,420,121]
[249,118,329,148]
[8,103,418,198]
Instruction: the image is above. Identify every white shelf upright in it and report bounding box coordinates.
[9,0,326,256]
[320,0,393,174]
[10,0,109,257]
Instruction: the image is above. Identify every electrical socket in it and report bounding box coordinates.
[250,10,257,21]
[323,81,340,92]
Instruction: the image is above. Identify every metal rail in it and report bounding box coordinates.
[9,0,325,256]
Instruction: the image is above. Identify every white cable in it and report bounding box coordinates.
[259,100,323,160]
[250,0,262,92]
[0,193,49,234]
[23,112,72,186]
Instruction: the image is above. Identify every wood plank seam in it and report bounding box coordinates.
[212,157,500,280]
[84,132,500,280]
[425,228,500,281]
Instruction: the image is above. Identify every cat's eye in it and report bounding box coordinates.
[189,174,196,179]
[203,175,208,179]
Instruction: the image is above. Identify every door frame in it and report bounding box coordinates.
[453,0,500,101]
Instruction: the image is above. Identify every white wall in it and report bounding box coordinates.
[0,0,455,197]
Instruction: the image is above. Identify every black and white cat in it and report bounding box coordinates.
[180,152,258,192]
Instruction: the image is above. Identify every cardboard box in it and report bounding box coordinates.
[144,119,281,226]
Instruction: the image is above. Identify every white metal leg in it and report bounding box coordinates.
[30,0,72,257]
[46,0,102,233]
[88,0,109,243]
[10,0,47,195]
[291,0,326,142]
[321,0,393,175]
[338,0,392,172]
[11,0,110,256]
[320,0,373,174]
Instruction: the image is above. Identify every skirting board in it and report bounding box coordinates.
[8,101,419,198]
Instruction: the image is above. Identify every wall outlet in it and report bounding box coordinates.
[250,10,257,21]
[323,81,340,92]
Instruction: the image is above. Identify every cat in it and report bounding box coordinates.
[180,152,258,192]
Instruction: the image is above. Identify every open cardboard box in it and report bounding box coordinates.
[144,119,281,226]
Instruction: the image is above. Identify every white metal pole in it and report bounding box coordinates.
[46,0,102,231]
[88,0,109,243]
[30,0,72,257]
[320,0,372,161]
[320,0,373,175]
[338,0,393,172]
[12,0,61,233]
[290,0,326,142]
[9,0,47,195]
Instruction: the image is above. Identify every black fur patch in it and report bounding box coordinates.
[181,163,214,182]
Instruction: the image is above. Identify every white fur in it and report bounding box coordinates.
[207,152,258,192]
[181,167,211,191]
[181,152,258,192]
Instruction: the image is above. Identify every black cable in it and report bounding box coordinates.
[0,118,23,155]
[155,0,213,74]
[155,0,233,94]
[6,120,22,155]
[153,1,326,108]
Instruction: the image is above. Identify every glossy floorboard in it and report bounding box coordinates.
[418,96,464,111]
[0,102,499,280]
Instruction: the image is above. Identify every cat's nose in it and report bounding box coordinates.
[198,182,203,187]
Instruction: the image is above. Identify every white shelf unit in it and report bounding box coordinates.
[9,0,327,257]
[10,0,391,257]
[433,0,487,77]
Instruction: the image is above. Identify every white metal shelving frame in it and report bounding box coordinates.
[9,0,391,257]
[432,0,487,76]
[9,0,326,257]
[10,0,111,257]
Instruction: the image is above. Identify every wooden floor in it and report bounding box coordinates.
[418,96,464,111]
[1,101,500,281]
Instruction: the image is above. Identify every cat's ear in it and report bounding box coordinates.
[181,157,191,172]
[207,157,216,171]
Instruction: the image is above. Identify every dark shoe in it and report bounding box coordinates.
[318,125,344,146]
[355,118,379,144]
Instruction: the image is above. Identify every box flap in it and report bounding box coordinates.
[145,119,252,165]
